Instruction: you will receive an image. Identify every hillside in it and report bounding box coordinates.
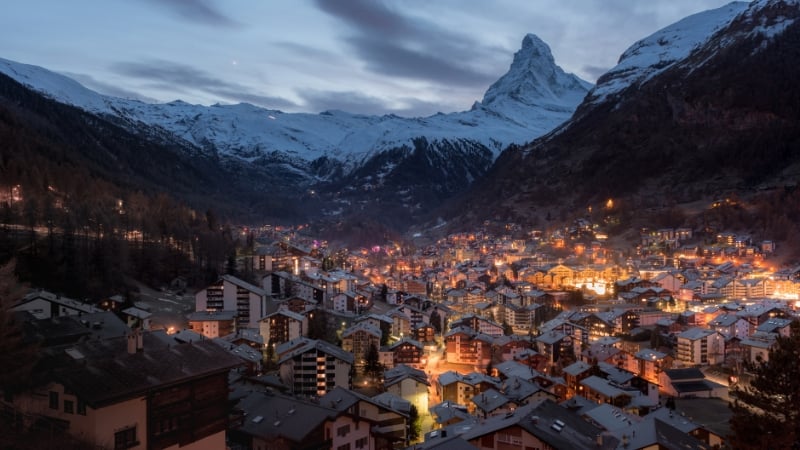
[454,0,800,232]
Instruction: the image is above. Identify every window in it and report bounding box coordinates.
[49,391,59,409]
[64,400,74,414]
[337,424,351,437]
[114,426,137,450]
[77,400,86,416]
[337,445,351,450]
[356,437,368,449]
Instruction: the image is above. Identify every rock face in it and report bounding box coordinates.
[458,0,800,226]
[0,35,591,224]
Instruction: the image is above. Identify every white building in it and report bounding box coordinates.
[195,275,268,330]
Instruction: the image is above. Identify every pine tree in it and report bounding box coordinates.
[364,343,383,379]
[408,404,422,442]
[728,320,800,449]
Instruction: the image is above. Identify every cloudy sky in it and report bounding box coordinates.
[0,0,739,116]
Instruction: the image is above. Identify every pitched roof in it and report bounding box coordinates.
[221,274,267,296]
[236,391,336,442]
[471,388,509,413]
[46,333,241,408]
[277,338,354,365]
[384,364,429,387]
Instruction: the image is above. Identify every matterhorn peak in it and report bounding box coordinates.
[519,33,555,64]
[480,34,592,114]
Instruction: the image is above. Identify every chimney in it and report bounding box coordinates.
[136,327,144,351]
[127,331,137,354]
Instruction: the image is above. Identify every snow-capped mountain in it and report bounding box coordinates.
[0,34,593,223]
[584,1,749,106]
[458,0,800,228]
[479,34,593,117]
[0,34,588,177]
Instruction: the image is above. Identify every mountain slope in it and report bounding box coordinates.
[0,71,308,222]
[457,0,800,226]
[0,34,588,169]
[0,34,590,225]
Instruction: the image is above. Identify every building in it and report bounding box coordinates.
[341,321,382,367]
[260,309,306,345]
[13,290,102,319]
[437,371,500,411]
[4,330,241,450]
[186,310,236,339]
[388,337,424,368]
[321,386,409,448]
[444,326,493,367]
[195,274,268,330]
[231,389,374,450]
[676,328,726,366]
[383,364,430,416]
[277,338,353,397]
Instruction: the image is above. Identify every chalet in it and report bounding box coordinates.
[320,386,409,448]
[429,401,472,428]
[388,337,424,368]
[471,388,512,418]
[707,313,749,339]
[4,331,241,450]
[383,364,430,416]
[454,400,615,449]
[260,309,306,345]
[492,335,534,362]
[231,389,373,450]
[436,371,500,410]
[13,290,102,320]
[499,375,557,406]
[413,323,437,344]
[579,376,633,408]
[444,326,493,367]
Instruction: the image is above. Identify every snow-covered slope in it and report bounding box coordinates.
[0,34,590,178]
[585,2,750,106]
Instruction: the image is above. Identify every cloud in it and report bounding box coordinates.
[298,89,451,117]
[63,72,160,103]
[581,65,612,82]
[110,60,297,109]
[313,0,502,88]
[144,0,239,27]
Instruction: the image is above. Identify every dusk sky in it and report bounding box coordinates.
[1,0,739,116]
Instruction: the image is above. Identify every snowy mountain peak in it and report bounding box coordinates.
[480,34,592,113]
[585,2,750,106]
[520,33,555,64]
